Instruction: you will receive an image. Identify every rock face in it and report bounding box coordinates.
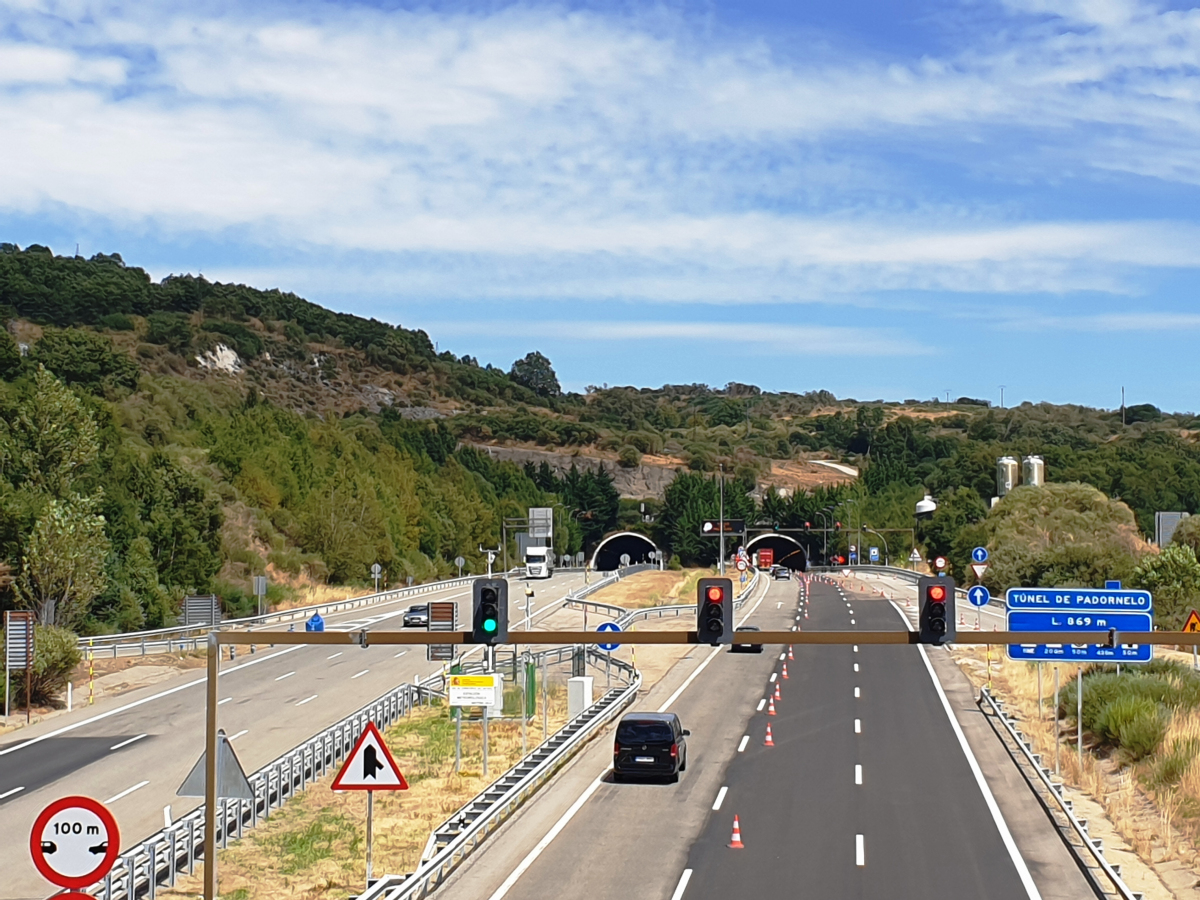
[473,445,680,499]
[196,343,242,373]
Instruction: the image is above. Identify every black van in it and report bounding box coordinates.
[612,712,689,782]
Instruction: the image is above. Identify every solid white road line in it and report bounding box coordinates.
[0,645,302,757]
[855,764,862,785]
[888,599,1043,899]
[854,687,861,698]
[105,780,150,804]
[0,786,25,799]
[327,652,343,660]
[856,834,865,866]
[352,669,370,679]
[855,718,861,734]
[756,699,766,711]
[296,695,318,706]
[229,729,248,740]
[218,697,233,706]
[274,671,295,681]
[738,735,749,752]
[670,869,693,900]
[109,734,147,751]
[712,786,728,810]
[485,576,770,900]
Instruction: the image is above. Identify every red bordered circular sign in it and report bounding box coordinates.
[30,796,121,889]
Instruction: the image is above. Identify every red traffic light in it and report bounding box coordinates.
[706,585,725,602]
[928,584,947,602]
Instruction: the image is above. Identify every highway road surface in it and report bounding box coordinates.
[432,575,1096,900]
[0,571,586,900]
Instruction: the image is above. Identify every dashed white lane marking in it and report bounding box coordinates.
[110,734,148,751]
[394,650,408,658]
[855,764,863,785]
[670,869,693,900]
[769,673,777,683]
[297,694,318,706]
[105,780,150,804]
[275,671,295,681]
[352,669,370,679]
[854,687,861,698]
[738,735,750,752]
[779,653,786,660]
[229,729,249,740]
[854,663,859,672]
[218,697,233,706]
[0,786,25,799]
[853,645,858,652]
[327,652,343,660]
[856,834,865,866]
[712,786,728,810]
[855,718,861,734]
[791,625,798,631]
[777,602,783,608]
[756,699,766,711]
[850,619,856,625]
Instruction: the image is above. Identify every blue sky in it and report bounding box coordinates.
[2,0,1199,410]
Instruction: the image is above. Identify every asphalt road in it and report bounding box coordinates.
[434,575,1056,900]
[0,571,585,900]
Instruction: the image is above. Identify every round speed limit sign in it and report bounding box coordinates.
[30,796,120,889]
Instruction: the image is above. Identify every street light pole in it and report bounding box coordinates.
[718,464,726,575]
[863,526,889,566]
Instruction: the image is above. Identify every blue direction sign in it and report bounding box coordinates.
[1005,587,1153,662]
[971,547,989,564]
[597,621,622,651]
[967,586,990,607]
[869,547,879,562]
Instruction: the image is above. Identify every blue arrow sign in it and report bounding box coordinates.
[597,621,622,651]
[1006,610,1152,662]
[1005,588,1152,612]
[971,547,989,564]
[967,586,990,607]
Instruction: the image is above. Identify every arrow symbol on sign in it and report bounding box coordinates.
[362,745,385,780]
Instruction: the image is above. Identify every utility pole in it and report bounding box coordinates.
[1121,386,1126,426]
[999,385,1005,409]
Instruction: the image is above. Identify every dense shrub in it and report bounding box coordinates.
[0,625,82,706]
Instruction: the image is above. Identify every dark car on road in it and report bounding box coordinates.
[613,712,689,782]
[730,624,764,653]
[402,604,429,627]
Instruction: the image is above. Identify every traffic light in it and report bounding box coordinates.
[918,575,956,645]
[471,578,508,644]
[697,577,733,645]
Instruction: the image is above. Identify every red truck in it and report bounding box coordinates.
[757,548,775,569]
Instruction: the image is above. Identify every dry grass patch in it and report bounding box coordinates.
[586,568,711,610]
[162,688,572,900]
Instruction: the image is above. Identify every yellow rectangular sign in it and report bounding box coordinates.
[449,675,496,688]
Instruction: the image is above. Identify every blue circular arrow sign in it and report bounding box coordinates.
[967,586,991,607]
[597,621,622,651]
[971,546,989,564]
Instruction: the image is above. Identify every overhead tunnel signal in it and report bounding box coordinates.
[472,578,508,644]
[918,575,956,645]
[697,577,733,645]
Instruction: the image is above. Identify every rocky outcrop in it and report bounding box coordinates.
[474,445,679,498]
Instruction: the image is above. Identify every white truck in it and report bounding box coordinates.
[524,545,553,579]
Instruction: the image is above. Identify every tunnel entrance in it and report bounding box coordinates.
[590,532,661,571]
[744,534,808,571]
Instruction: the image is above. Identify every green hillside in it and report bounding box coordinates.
[2,243,1200,638]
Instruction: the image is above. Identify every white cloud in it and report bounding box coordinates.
[0,0,1199,304]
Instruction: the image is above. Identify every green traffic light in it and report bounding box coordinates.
[484,618,497,633]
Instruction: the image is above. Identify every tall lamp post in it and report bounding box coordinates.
[718,463,726,575]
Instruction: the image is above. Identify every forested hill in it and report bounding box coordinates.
[3,242,1200,641]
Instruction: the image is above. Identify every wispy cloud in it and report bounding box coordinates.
[1,0,1199,306]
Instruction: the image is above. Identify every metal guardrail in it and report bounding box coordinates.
[978,687,1142,900]
[94,673,445,900]
[360,676,642,900]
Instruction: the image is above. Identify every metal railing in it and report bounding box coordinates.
[94,674,445,900]
[360,675,642,900]
[978,687,1142,900]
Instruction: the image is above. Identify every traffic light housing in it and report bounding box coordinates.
[697,577,733,645]
[918,575,956,645]
[471,578,508,644]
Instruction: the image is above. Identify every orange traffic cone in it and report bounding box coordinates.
[782,663,789,679]
[773,684,781,701]
[764,723,775,746]
[730,815,745,848]
[768,697,777,715]
[788,646,794,660]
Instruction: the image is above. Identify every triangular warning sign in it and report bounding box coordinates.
[331,722,408,791]
[178,730,255,800]
[971,563,988,581]
[1184,610,1200,633]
